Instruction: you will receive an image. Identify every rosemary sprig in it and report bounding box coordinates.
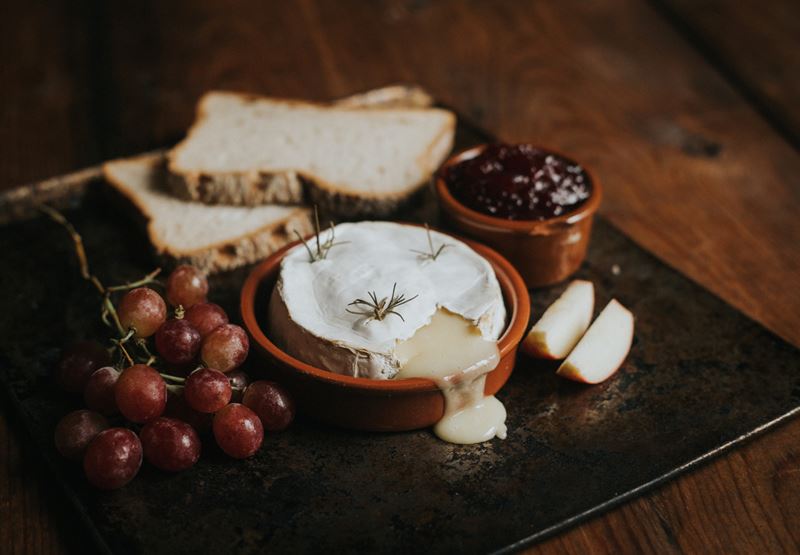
[293,206,348,262]
[346,283,418,323]
[410,223,449,261]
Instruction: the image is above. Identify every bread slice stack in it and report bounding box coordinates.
[167,92,455,215]
[104,154,314,273]
[103,86,455,273]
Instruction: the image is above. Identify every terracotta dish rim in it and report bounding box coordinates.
[240,224,530,394]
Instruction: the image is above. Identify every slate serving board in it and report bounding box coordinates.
[1,118,799,555]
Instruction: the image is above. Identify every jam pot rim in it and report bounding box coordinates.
[435,143,603,232]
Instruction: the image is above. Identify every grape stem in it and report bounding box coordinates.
[38,205,105,295]
[118,328,136,344]
[102,295,127,336]
[135,338,157,365]
[111,337,135,367]
[39,204,162,368]
[106,268,162,292]
[160,373,186,384]
[109,325,136,366]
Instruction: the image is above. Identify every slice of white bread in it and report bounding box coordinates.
[103,153,313,273]
[167,92,456,216]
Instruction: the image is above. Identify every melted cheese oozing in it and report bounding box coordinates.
[395,309,507,444]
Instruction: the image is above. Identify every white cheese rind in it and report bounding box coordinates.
[268,221,506,379]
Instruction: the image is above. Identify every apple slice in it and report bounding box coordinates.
[556,299,634,384]
[522,280,594,359]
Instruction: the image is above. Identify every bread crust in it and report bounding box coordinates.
[167,168,304,205]
[103,153,314,274]
[167,208,313,273]
[166,91,455,217]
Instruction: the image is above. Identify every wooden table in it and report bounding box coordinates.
[2,1,799,552]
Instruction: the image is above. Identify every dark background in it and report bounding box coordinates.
[2,0,799,553]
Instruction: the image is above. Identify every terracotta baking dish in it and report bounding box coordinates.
[240,230,530,432]
[435,144,602,287]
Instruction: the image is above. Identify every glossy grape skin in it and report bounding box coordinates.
[201,324,249,373]
[118,287,167,338]
[185,302,229,338]
[54,410,109,461]
[155,319,201,364]
[184,368,232,413]
[115,364,167,423]
[56,341,112,393]
[227,369,250,403]
[83,428,142,489]
[165,391,213,433]
[213,404,263,459]
[140,417,201,472]
[242,381,295,432]
[166,265,209,309]
[83,366,120,415]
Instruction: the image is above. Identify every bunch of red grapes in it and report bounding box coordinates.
[53,265,295,490]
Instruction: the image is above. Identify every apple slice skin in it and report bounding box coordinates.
[522,280,594,360]
[555,339,631,384]
[521,332,560,360]
[556,299,634,384]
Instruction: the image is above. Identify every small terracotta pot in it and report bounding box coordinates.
[435,144,602,287]
[240,230,530,432]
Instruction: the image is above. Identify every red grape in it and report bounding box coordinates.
[56,340,112,393]
[165,391,213,434]
[115,364,167,423]
[213,404,263,459]
[84,366,120,415]
[54,410,109,461]
[242,381,296,432]
[118,287,167,338]
[155,319,201,364]
[166,265,208,308]
[227,369,250,403]
[140,417,201,472]
[83,428,142,489]
[185,302,228,338]
[201,324,249,373]
[184,368,231,413]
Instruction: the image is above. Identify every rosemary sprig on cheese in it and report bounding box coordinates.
[293,206,347,262]
[346,283,419,323]
[410,223,449,261]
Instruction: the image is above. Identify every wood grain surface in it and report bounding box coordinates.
[0,2,97,186]
[1,0,799,553]
[657,0,800,147]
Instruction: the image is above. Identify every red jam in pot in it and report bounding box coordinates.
[442,143,592,220]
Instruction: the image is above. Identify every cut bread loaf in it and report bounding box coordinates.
[103,153,313,273]
[167,92,455,216]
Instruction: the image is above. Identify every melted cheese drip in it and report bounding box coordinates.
[395,309,507,444]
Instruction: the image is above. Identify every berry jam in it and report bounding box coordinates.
[443,144,592,220]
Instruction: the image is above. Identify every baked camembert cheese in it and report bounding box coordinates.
[268,221,508,444]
